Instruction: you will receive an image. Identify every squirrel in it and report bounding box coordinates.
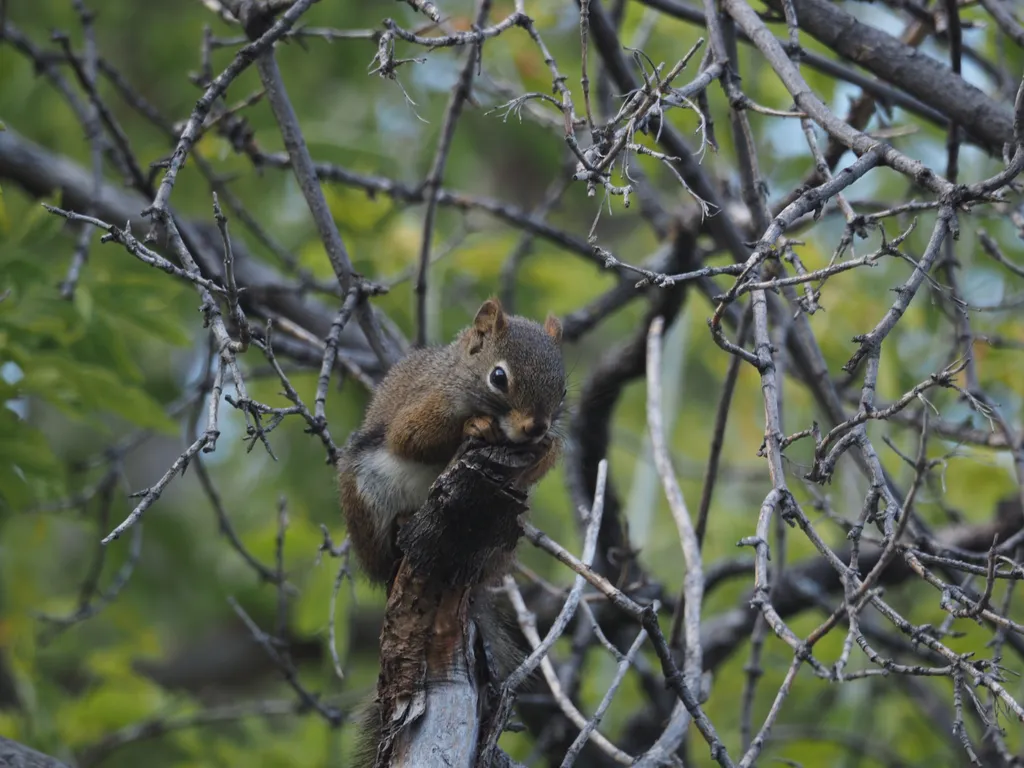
[339,298,565,766]
[337,297,566,588]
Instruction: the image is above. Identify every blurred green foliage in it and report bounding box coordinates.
[1,0,1023,766]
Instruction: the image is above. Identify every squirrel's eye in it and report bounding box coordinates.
[489,366,509,392]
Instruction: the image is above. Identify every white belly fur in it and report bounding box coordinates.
[354,447,445,532]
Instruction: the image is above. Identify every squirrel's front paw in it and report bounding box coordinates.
[463,415,503,444]
[525,432,555,462]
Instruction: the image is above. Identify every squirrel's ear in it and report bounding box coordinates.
[473,298,507,336]
[544,313,563,344]
[466,298,506,353]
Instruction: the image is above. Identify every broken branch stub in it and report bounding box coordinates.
[374,440,544,768]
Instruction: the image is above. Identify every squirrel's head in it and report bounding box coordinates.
[460,298,566,445]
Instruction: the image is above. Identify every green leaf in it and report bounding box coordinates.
[0,409,59,476]
[98,298,193,349]
[55,664,170,748]
[324,183,394,234]
[72,314,145,385]
[0,462,33,510]
[72,284,94,325]
[18,353,177,434]
[0,419,61,510]
[2,295,87,347]
[9,194,64,246]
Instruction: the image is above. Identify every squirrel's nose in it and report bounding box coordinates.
[523,418,549,439]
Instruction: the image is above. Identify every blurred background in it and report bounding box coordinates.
[1,0,1023,766]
